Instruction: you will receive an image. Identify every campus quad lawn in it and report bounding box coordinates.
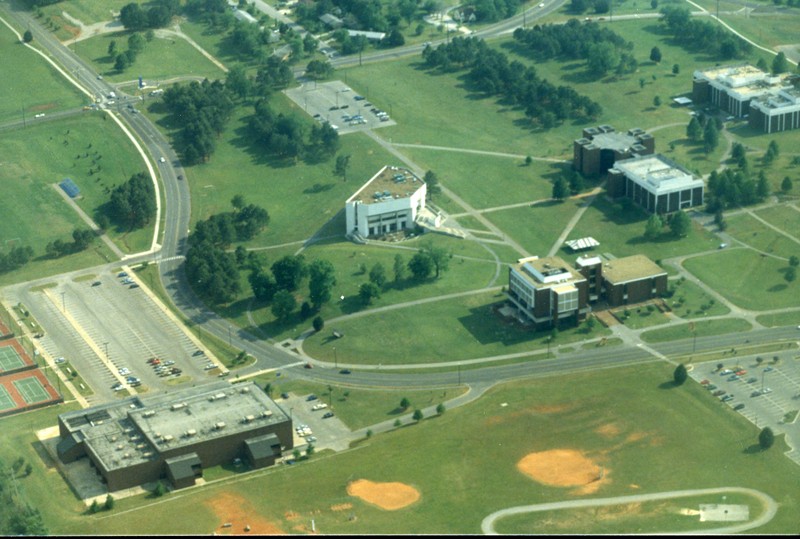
[302,288,609,365]
[753,205,800,239]
[36,0,134,27]
[74,30,226,83]
[640,318,752,344]
[684,249,799,311]
[663,278,730,320]
[49,363,800,534]
[567,196,720,263]
[0,113,153,255]
[0,24,85,123]
[724,212,799,260]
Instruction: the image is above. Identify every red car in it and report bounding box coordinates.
[735,369,747,376]
[712,390,726,397]
[700,379,710,385]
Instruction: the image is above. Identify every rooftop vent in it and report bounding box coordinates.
[243,415,256,423]
[162,434,174,442]
[143,410,156,417]
[215,422,226,430]
[261,410,273,418]
[185,429,197,437]
[171,403,187,411]
[240,387,250,394]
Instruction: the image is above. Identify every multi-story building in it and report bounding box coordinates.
[56,382,292,492]
[345,166,427,239]
[507,256,589,329]
[573,125,655,177]
[597,255,668,306]
[692,64,800,133]
[607,154,704,214]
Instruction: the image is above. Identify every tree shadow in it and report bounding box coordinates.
[658,380,681,389]
[743,444,765,454]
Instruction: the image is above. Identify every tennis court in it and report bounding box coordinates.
[0,344,25,372]
[13,377,50,404]
[0,385,16,411]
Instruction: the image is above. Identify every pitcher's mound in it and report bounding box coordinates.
[347,479,420,510]
[517,449,603,488]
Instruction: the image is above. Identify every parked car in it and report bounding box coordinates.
[55,357,66,364]
[747,377,757,384]
[706,384,717,391]
[306,395,318,401]
[312,403,328,410]
[712,390,726,397]
[721,394,734,402]
[763,366,774,372]
[323,412,334,418]
[735,369,747,376]
[733,403,745,411]
[700,379,710,385]
[281,392,289,399]
[340,369,352,375]
[720,369,733,375]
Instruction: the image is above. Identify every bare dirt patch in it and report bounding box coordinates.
[532,403,571,414]
[517,449,608,494]
[206,492,285,535]
[595,423,621,438]
[331,503,353,512]
[347,479,420,510]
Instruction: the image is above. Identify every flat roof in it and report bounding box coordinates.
[612,154,703,194]
[347,166,425,205]
[602,255,666,284]
[60,382,289,472]
[513,256,586,288]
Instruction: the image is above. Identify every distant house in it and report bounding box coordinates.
[345,166,427,240]
[320,13,343,28]
[347,30,386,41]
[607,154,704,214]
[573,125,655,177]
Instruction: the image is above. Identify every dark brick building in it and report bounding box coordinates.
[573,125,655,177]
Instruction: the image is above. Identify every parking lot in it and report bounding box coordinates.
[6,268,222,403]
[284,81,396,134]
[690,352,800,463]
[276,391,353,452]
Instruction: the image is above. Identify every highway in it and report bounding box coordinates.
[2,0,798,396]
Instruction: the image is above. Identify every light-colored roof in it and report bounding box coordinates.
[347,166,425,205]
[601,255,666,284]
[565,237,600,251]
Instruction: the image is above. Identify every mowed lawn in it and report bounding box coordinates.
[45,363,800,534]
[725,212,800,260]
[683,249,799,310]
[37,0,132,26]
[0,24,86,122]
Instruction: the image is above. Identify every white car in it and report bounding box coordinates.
[312,403,328,410]
[159,157,166,163]
[118,367,131,375]
[55,357,66,364]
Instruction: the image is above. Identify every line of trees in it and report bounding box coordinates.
[0,246,34,274]
[0,457,47,535]
[512,19,637,78]
[422,37,602,129]
[162,79,235,165]
[45,229,96,259]
[659,6,751,60]
[119,1,179,32]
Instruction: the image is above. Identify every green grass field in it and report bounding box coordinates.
[34,362,800,534]
[685,249,799,310]
[36,0,135,27]
[0,23,86,122]
[640,318,753,343]
[725,212,799,260]
[664,278,731,320]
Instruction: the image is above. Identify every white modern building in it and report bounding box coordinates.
[608,154,704,214]
[749,86,800,133]
[345,166,427,239]
[692,64,794,118]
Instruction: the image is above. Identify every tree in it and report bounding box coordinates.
[109,172,156,230]
[104,494,115,511]
[421,242,451,278]
[424,170,442,199]
[108,40,117,57]
[305,443,315,457]
[305,59,334,80]
[90,500,100,514]
[644,214,663,240]
[334,154,350,182]
[650,46,662,63]
[785,266,796,283]
[587,42,620,76]
[759,427,775,450]
[114,52,131,72]
[672,63,680,75]
[412,409,424,422]
[393,254,406,283]
[271,290,296,321]
[436,403,446,415]
[358,282,380,305]
[673,364,688,385]
[703,120,719,154]
[653,95,661,107]
[400,397,411,410]
[308,259,336,309]
[552,177,569,201]
[23,30,33,43]
[271,255,306,292]
[249,267,277,302]
[686,116,702,142]
[128,32,146,54]
[789,255,799,267]
[153,481,167,497]
[570,0,589,12]
[225,65,252,100]
[772,51,789,74]
[781,176,793,193]
[369,262,387,289]
[756,171,770,200]
[714,210,727,231]
[670,210,691,238]
[408,251,434,280]
[301,310,320,332]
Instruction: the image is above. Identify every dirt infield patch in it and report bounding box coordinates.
[517,449,608,494]
[206,492,285,534]
[595,423,621,438]
[347,479,420,510]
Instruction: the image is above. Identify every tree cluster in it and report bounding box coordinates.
[185,197,270,304]
[0,457,47,535]
[660,6,751,59]
[512,19,636,77]
[422,37,601,129]
[471,0,520,22]
[45,229,96,258]
[108,172,156,230]
[249,98,340,162]
[0,246,34,274]
[119,1,179,31]
[706,167,770,212]
[162,79,235,164]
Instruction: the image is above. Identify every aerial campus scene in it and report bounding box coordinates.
[0,0,799,535]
